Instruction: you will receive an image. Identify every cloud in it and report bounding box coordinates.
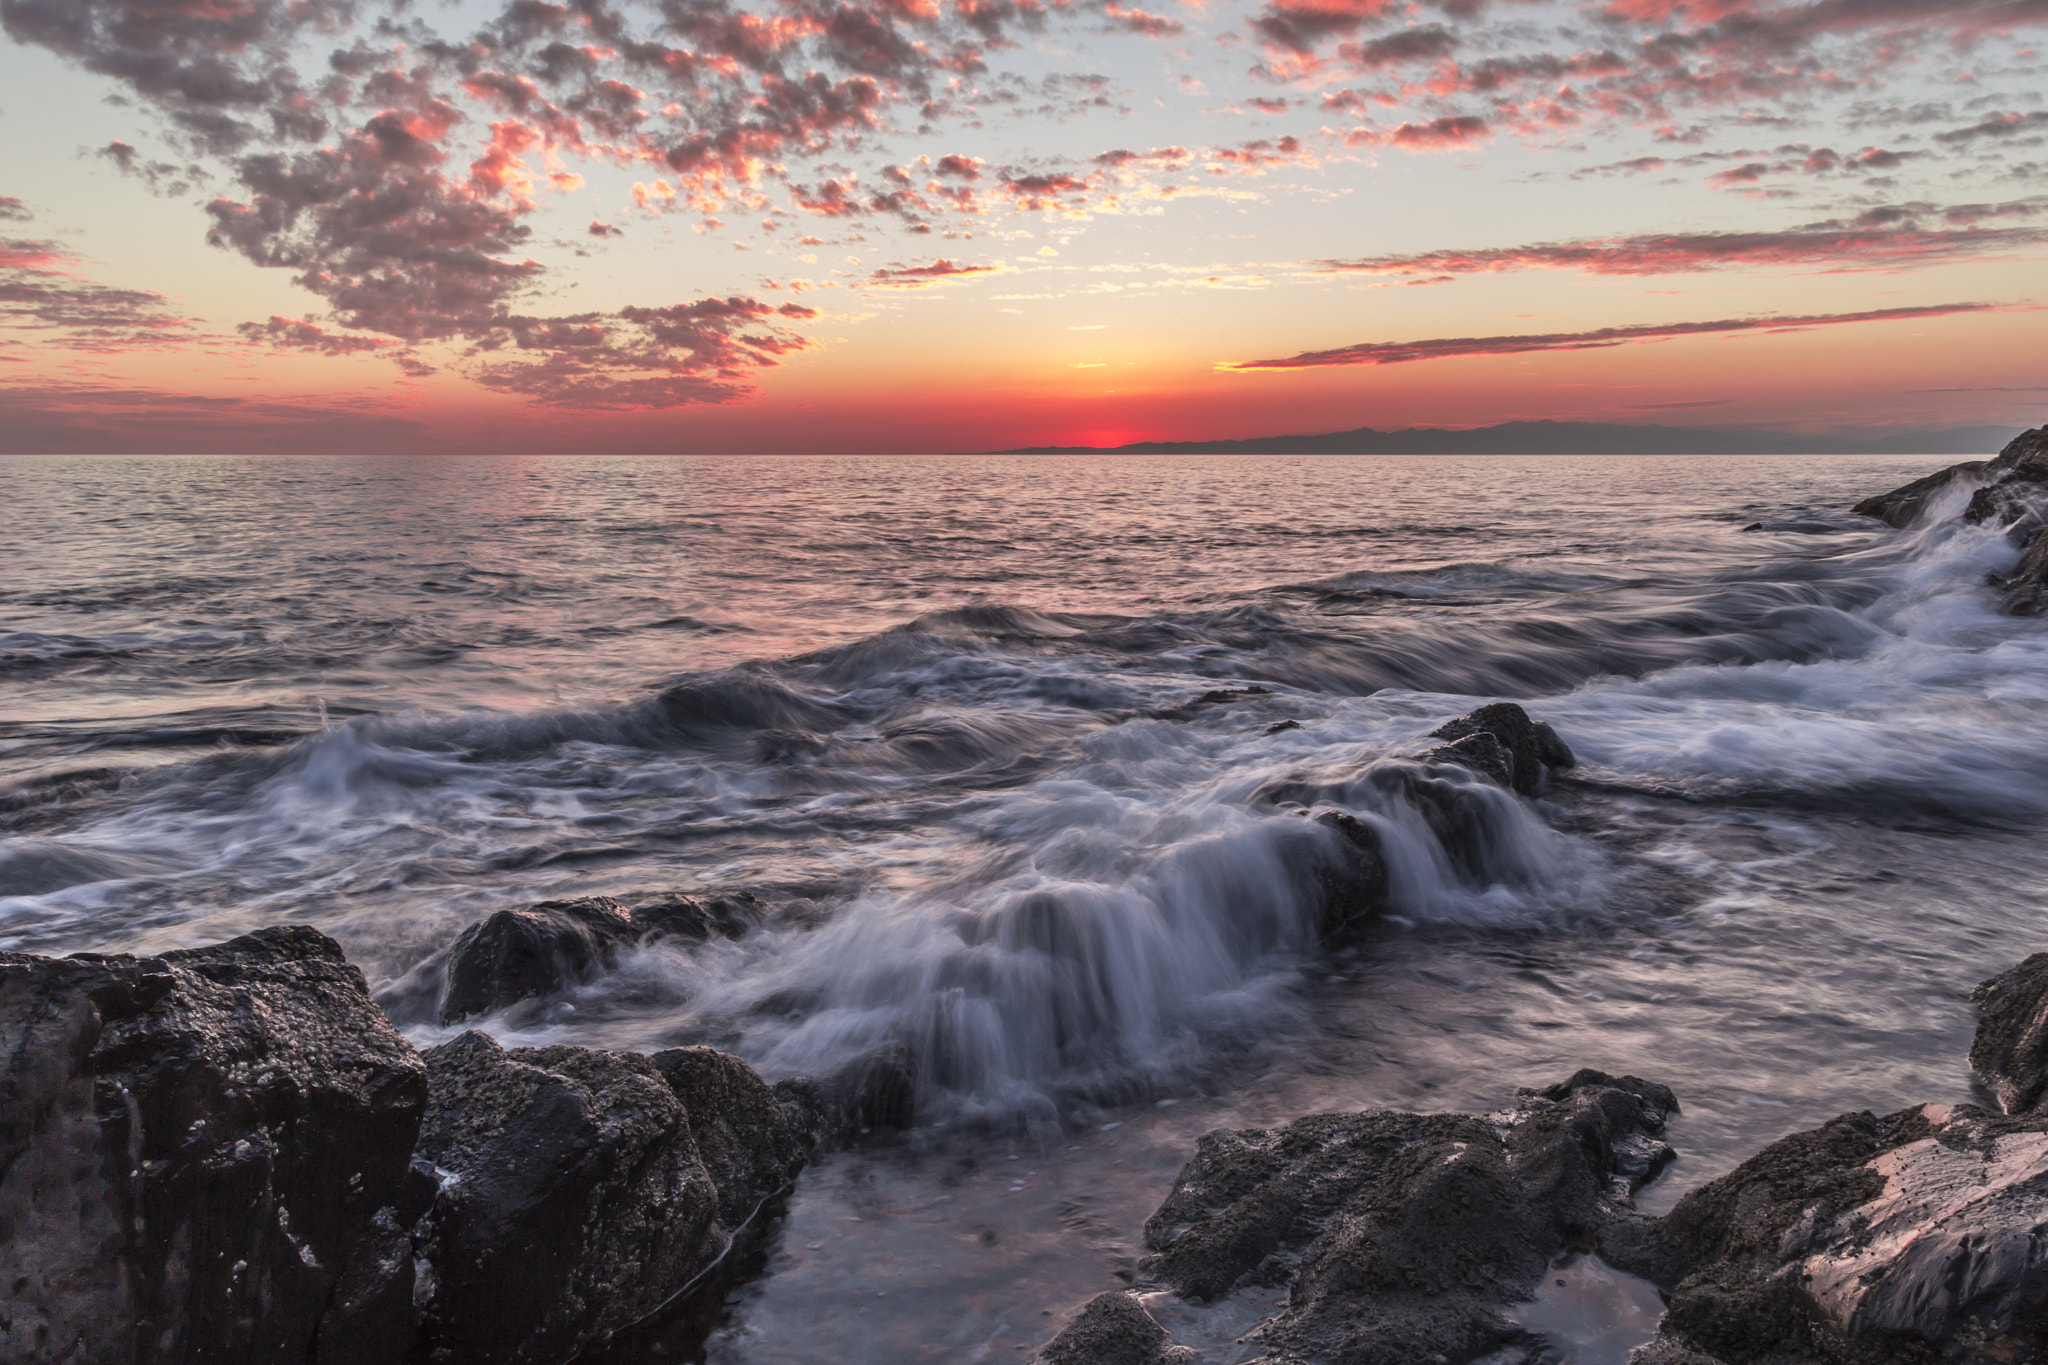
[237,315,394,355]
[1315,199,2048,276]
[1935,111,2048,144]
[1346,115,1491,149]
[1104,3,1185,36]
[1223,302,2007,370]
[868,258,1002,286]
[97,140,209,196]
[0,235,202,350]
[1252,0,1405,53]
[0,197,30,222]
[470,297,817,406]
[1338,24,1459,68]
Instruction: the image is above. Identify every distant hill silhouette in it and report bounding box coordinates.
[991,419,2023,457]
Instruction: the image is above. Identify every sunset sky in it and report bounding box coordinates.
[2,0,2046,452]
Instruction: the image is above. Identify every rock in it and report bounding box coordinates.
[1136,1071,1676,1363]
[1850,428,2048,619]
[437,896,637,1024]
[1972,953,2048,1115]
[1311,809,1391,940]
[1994,528,2048,617]
[650,1046,813,1223]
[436,892,766,1024]
[1428,702,1576,797]
[0,926,429,1365]
[1266,719,1303,735]
[633,890,765,943]
[412,1031,806,1364]
[1420,729,1516,789]
[1851,461,1989,528]
[1039,1291,1196,1365]
[1152,685,1275,721]
[1625,1100,2048,1365]
[1853,427,2047,531]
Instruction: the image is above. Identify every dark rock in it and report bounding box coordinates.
[1420,729,1516,790]
[412,1031,791,1365]
[1136,1071,1676,1363]
[632,890,765,943]
[1039,1291,1196,1365]
[1195,685,1271,706]
[1854,427,2048,533]
[437,896,637,1024]
[0,926,428,1365]
[1851,462,1988,528]
[800,1042,918,1136]
[1995,528,2048,617]
[1625,1100,2048,1365]
[649,1046,813,1223]
[1311,809,1390,941]
[1151,685,1275,721]
[434,893,768,1025]
[1429,702,1575,797]
[1972,953,2048,1115]
[1266,719,1303,735]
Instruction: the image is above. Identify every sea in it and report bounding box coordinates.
[5,451,2045,1362]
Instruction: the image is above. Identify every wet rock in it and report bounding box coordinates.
[1039,1291,1196,1365]
[413,1031,805,1364]
[1136,1071,1677,1363]
[1971,953,2048,1115]
[1623,1100,2048,1365]
[1266,719,1303,735]
[1420,729,1516,789]
[1428,702,1576,797]
[633,890,766,943]
[1993,527,2048,617]
[1853,426,2048,541]
[1311,809,1391,940]
[1850,462,1989,528]
[1152,685,1275,721]
[436,892,765,1024]
[650,1046,813,1223]
[437,896,637,1024]
[0,926,429,1365]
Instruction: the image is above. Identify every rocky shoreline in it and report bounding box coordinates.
[1851,424,2048,615]
[1039,950,2048,1365]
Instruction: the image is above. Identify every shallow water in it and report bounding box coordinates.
[4,451,2042,1357]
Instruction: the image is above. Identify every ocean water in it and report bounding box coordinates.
[5,451,2045,1360]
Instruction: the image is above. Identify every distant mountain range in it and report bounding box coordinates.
[991,419,2025,457]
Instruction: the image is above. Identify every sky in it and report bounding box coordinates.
[1,0,2046,452]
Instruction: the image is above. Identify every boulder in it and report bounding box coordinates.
[1994,528,2048,617]
[0,926,429,1365]
[1852,427,2047,532]
[1310,808,1391,940]
[633,890,765,943]
[1039,1291,1196,1365]
[1419,729,1515,790]
[410,1031,811,1364]
[1622,1101,2048,1365]
[1851,462,1989,529]
[437,897,637,1024]
[649,1046,814,1224]
[1973,954,2048,1116]
[1428,702,1576,797]
[436,892,765,1024]
[1137,1071,1676,1363]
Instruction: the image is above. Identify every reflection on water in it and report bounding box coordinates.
[1498,1254,1666,1365]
